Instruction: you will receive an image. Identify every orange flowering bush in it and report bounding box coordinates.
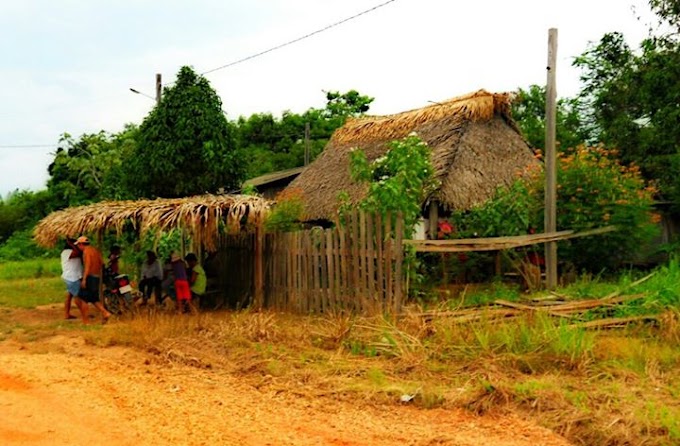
[452,145,658,271]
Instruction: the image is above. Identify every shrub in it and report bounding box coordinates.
[265,188,304,233]
[451,145,658,272]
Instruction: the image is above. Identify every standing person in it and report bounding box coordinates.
[185,253,206,308]
[170,252,194,314]
[74,236,112,324]
[60,238,82,320]
[108,245,122,275]
[139,251,163,305]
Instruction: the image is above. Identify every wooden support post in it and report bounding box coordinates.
[544,28,558,290]
[428,201,438,240]
[254,223,264,309]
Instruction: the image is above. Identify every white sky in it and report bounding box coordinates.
[0,0,656,196]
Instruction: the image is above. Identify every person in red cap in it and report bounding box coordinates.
[74,236,112,324]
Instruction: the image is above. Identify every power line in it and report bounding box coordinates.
[200,0,398,77]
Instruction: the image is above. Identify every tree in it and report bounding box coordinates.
[126,66,244,198]
[237,90,374,179]
[573,1,680,204]
[511,85,589,150]
[47,125,138,205]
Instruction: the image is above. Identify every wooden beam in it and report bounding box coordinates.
[403,226,615,253]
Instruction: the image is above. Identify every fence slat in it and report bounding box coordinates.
[366,213,375,313]
[384,212,393,314]
[394,213,404,314]
[320,231,329,312]
[375,213,384,312]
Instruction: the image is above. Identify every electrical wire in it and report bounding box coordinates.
[199,0,398,77]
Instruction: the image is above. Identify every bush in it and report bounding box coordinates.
[265,188,304,233]
[451,145,658,272]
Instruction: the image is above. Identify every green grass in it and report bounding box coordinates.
[0,258,61,280]
[0,276,64,308]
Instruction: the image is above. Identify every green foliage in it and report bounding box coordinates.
[451,146,658,271]
[573,27,680,204]
[0,229,56,261]
[47,125,138,205]
[343,133,437,235]
[264,189,304,233]
[512,85,590,150]
[127,66,245,198]
[238,90,373,179]
[323,89,374,118]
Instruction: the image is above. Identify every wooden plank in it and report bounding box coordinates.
[338,221,348,310]
[359,211,368,312]
[384,212,393,315]
[254,223,264,310]
[325,229,335,311]
[312,231,321,313]
[366,212,375,313]
[494,299,574,318]
[351,210,360,311]
[571,315,657,329]
[394,213,404,314]
[375,213,384,312]
[404,226,616,253]
[286,233,293,312]
[307,231,315,313]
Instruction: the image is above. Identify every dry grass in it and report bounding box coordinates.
[4,304,675,446]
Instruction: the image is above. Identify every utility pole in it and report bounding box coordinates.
[155,73,162,106]
[304,122,311,166]
[544,28,558,289]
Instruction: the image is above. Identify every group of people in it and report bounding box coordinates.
[138,250,207,314]
[60,236,113,324]
[60,236,208,323]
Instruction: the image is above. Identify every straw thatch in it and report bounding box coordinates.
[34,194,271,250]
[288,89,538,221]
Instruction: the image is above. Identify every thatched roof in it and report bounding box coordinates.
[288,89,538,221]
[34,194,270,250]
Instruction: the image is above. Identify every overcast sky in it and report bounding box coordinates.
[0,0,656,196]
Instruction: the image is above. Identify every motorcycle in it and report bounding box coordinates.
[102,267,134,315]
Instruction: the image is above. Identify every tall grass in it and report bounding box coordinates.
[0,258,61,280]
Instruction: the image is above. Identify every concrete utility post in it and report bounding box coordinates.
[155,73,162,106]
[544,28,558,289]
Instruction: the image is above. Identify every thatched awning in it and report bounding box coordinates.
[288,89,538,221]
[34,194,271,250]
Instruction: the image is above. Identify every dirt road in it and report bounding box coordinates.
[0,331,570,446]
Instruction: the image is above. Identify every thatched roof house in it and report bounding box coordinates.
[288,90,538,222]
[34,194,270,251]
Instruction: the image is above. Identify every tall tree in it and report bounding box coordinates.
[237,90,374,179]
[127,66,244,198]
[47,126,136,206]
[573,1,680,203]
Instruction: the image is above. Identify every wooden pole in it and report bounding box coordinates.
[544,28,558,290]
[304,122,311,166]
[155,73,162,106]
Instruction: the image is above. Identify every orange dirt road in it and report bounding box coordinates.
[0,336,571,446]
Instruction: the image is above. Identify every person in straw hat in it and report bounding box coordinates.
[74,236,112,324]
